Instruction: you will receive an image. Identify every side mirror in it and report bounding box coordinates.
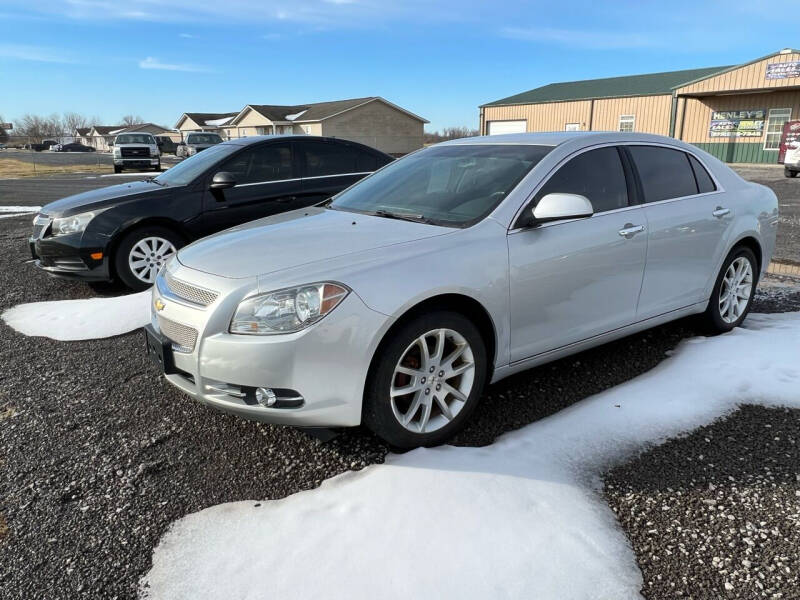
[210,171,237,190]
[531,193,593,225]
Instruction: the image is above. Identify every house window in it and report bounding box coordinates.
[618,115,635,133]
[764,108,792,150]
[564,123,580,131]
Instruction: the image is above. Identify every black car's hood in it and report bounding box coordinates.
[42,180,166,216]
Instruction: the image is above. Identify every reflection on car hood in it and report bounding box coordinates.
[41,180,165,216]
[177,207,452,279]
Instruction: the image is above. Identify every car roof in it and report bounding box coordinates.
[440,131,692,148]
[219,134,389,154]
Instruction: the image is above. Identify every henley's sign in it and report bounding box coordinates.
[766,60,800,80]
[709,109,765,138]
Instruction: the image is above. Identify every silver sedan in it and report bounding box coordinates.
[145,132,778,448]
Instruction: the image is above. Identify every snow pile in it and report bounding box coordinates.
[142,313,800,600]
[0,205,40,219]
[2,291,150,340]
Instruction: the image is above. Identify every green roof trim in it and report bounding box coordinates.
[482,65,731,107]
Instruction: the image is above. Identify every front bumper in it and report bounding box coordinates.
[114,157,160,168]
[29,231,111,281]
[150,263,390,428]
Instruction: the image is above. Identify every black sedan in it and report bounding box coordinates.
[56,142,96,152]
[30,136,392,290]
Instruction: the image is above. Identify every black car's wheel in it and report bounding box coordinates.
[114,226,185,291]
[363,311,487,448]
[114,165,122,174]
[701,246,758,334]
[785,167,798,178]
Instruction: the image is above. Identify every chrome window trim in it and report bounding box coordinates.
[237,177,302,188]
[508,140,727,231]
[302,171,372,181]
[234,172,371,188]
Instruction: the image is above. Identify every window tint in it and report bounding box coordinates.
[535,146,628,213]
[302,141,376,177]
[688,155,716,194]
[219,143,293,184]
[628,146,698,202]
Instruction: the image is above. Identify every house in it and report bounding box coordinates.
[175,112,238,138]
[480,48,800,164]
[177,97,428,156]
[88,123,174,151]
[74,127,92,146]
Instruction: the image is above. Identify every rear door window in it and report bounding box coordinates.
[688,155,717,194]
[218,143,293,184]
[628,146,698,202]
[301,141,366,177]
[535,146,629,213]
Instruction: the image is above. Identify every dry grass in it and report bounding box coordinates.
[0,405,17,421]
[0,159,111,178]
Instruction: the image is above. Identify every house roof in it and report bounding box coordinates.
[91,125,127,135]
[180,112,239,128]
[482,65,731,107]
[232,97,429,125]
[76,127,91,135]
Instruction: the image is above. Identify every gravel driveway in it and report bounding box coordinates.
[0,169,799,599]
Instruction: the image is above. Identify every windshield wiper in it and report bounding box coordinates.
[144,176,167,187]
[373,209,433,224]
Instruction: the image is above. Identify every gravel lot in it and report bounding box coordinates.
[0,167,798,599]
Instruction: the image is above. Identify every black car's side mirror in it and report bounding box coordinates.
[210,171,237,190]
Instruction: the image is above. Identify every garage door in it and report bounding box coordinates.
[487,120,527,135]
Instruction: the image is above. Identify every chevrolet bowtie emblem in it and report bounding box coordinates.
[154,298,166,312]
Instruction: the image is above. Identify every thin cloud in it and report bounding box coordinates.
[501,27,663,50]
[178,32,195,38]
[0,43,75,63]
[138,56,211,72]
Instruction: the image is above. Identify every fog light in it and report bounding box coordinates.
[255,387,277,407]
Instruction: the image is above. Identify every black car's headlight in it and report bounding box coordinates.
[230,282,349,335]
[51,211,97,236]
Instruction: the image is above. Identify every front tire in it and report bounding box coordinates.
[701,246,757,334]
[785,167,798,178]
[114,165,122,174]
[363,311,487,448]
[114,226,184,291]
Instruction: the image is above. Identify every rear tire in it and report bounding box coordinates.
[114,165,122,174]
[113,226,184,291]
[700,246,758,334]
[785,167,798,178]
[363,311,487,448]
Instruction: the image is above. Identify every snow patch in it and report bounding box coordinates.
[142,313,800,600]
[203,117,233,126]
[285,109,307,121]
[0,206,40,213]
[2,291,151,340]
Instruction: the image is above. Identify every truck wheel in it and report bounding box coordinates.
[785,167,798,178]
[114,226,184,291]
[114,166,122,174]
[363,311,487,449]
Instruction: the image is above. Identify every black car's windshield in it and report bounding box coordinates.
[154,143,239,186]
[329,144,552,227]
[187,133,222,144]
[115,134,155,145]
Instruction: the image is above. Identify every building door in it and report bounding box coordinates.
[487,120,527,135]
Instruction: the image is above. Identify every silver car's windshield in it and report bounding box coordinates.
[154,143,239,186]
[329,144,552,227]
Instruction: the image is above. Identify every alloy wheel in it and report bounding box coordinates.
[390,328,475,434]
[128,236,176,284]
[718,256,753,324]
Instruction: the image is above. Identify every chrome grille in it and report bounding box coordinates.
[165,271,219,307]
[157,315,198,352]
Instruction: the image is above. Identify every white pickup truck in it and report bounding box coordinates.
[112,132,161,173]
[784,142,800,178]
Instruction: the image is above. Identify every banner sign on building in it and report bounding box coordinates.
[709,109,765,138]
[778,120,800,163]
[766,61,800,80]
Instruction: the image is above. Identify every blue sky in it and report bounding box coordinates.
[0,1,797,131]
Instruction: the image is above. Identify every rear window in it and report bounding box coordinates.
[688,154,716,194]
[628,146,698,203]
[187,133,222,144]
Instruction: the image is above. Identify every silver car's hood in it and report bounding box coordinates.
[177,207,452,278]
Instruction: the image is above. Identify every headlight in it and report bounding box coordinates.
[230,282,349,335]
[51,211,96,236]
[113,148,121,156]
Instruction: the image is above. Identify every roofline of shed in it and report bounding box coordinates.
[480,91,673,108]
[670,49,800,91]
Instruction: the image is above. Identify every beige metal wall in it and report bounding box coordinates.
[482,95,672,134]
[676,52,800,95]
[677,90,800,143]
[591,95,672,135]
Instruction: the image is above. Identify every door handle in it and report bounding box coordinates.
[618,224,645,238]
[276,196,296,203]
[712,206,731,218]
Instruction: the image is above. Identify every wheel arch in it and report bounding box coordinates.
[366,293,499,387]
[730,234,763,277]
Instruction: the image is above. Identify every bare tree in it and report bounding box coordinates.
[62,112,91,134]
[0,115,8,144]
[121,114,145,127]
[424,126,479,145]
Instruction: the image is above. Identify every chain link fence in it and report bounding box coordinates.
[0,134,112,177]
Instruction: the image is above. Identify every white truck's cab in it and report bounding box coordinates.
[112,132,161,173]
[784,142,800,178]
